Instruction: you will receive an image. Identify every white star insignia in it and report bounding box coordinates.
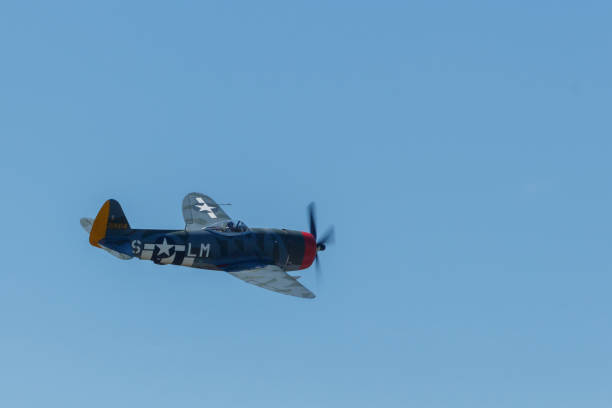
[156,238,173,257]
[194,197,217,218]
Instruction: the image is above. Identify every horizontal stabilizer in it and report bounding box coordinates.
[80,216,132,260]
[99,244,132,260]
[80,217,94,233]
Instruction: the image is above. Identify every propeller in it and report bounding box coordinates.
[307,202,335,283]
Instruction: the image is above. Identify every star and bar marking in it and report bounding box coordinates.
[194,197,217,218]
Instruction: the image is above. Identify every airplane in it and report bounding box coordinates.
[80,193,334,299]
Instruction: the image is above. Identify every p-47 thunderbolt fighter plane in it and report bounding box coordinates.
[80,193,334,299]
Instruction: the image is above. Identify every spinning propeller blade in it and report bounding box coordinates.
[307,202,334,286]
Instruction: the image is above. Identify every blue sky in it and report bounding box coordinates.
[1,1,611,406]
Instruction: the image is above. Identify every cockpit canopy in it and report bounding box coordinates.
[226,220,248,232]
[206,220,249,233]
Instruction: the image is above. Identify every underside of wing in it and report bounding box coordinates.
[182,192,231,231]
[228,266,315,299]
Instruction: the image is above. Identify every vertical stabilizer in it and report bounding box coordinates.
[89,199,131,247]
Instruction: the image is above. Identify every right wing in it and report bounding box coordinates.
[228,265,315,299]
[182,192,231,231]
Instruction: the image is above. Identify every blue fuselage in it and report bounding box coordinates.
[99,228,316,272]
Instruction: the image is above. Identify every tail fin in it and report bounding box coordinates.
[89,199,131,247]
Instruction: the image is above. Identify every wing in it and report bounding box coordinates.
[182,192,231,231]
[228,265,315,299]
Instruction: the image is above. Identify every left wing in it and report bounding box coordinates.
[182,192,231,231]
[228,266,315,299]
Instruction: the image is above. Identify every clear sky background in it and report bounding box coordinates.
[1,1,611,407]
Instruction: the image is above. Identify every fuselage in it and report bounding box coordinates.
[100,227,317,272]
